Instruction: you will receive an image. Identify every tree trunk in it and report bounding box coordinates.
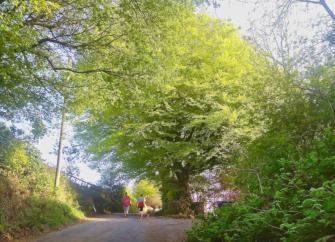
[161,167,193,215]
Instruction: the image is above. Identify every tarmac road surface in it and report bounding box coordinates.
[34,215,192,242]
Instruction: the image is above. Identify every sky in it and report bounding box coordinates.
[37,122,101,184]
[35,0,334,184]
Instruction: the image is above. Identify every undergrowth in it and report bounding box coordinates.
[187,129,335,242]
[0,125,84,240]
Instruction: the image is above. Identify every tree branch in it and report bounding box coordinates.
[295,0,320,4]
[45,57,123,77]
[295,0,335,21]
[319,0,335,21]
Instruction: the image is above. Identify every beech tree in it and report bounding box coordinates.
[0,0,179,124]
[73,7,274,213]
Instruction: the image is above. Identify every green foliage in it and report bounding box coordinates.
[73,6,272,213]
[20,196,82,230]
[0,0,60,121]
[104,184,127,213]
[133,180,160,198]
[0,125,83,239]
[132,179,162,209]
[72,185,116,214]
[1,0,182,126]
[186,58,335,241]
[187,131,335,242]
[5,0,335,240]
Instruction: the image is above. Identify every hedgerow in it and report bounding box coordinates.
[187,130,335,242]
[0,124,83,240]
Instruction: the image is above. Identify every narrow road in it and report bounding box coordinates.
[34,215,192,242]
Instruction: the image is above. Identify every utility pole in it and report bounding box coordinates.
[54,106,65,189]
[54,71,71,190]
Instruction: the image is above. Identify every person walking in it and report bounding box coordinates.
[122,192,131,217]
[136,194,145,220]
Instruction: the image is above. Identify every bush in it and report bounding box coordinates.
[187,130,335,242]
[0,170,84,240]
[21,197,81,229]
[0,127,84,240]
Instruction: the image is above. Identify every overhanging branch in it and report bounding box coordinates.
[45,57,123,77]
[295,0,335,21]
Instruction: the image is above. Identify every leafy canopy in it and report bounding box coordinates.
[74,7,273,188]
